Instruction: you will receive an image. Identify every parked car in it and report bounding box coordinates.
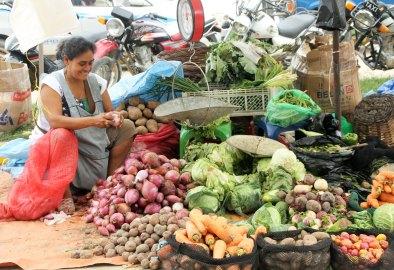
[296,0,394,11]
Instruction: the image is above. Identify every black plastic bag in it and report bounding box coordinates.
[257,228,331,270]
[316,0,347,31]
[158,236,259,270]
[330,229,394,270]
[290,135,353,176]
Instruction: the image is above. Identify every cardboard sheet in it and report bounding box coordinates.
[0,172,130,270]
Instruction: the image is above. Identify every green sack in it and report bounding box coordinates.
[267,89,321,127]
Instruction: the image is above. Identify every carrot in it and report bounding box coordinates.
[175,229,193,244]
[189,209,207,235]
[383,184,392,194]
[367,194,380,208]
[234,225,249,236]
[228,233,246,246]
[237,238,254,255]
[205,233,215,246]
[186,220,202,242]
[252,226,267,240]
[213,240,227,259]
[203,216,233,243]
[379,192,394,203]
[360,202,369,209]
[226,246,239,257]
[391,184,394,195]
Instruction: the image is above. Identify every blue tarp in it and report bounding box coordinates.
[377,79,394,95]
[0,138,33,178]
[108,60,183,108]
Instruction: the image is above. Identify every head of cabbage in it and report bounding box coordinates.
[185,186,221,214]
[373,203,394,232]
[225,181,262,215]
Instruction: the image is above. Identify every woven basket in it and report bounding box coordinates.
[157,47,209,82]
[354,94,394,146]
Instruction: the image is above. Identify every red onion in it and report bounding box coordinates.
[125,158,144,170]
[125,212,138,223]
[126,165,138,175]
[110,213,124,228]
[90,207,98,215]
[98,226,109,236]
[135,182,143,191]
[121,174,135,187]
[125,189,140,205]
[85,214,94,223]
[179,159,187,168]
[138,197,148,208]
[165,170,180,184]
[162,199,169,206]
[180,172,192,185]
[91,200,99,207]
[98,190,107,198]
[114,166,125,174]
[99,198,108,208]
[149,174,164,188]
[96,179,105,186]
[156,192,164,203]
[175,209,189,219]
[148,169,158,175]
[128,152,141,160]
[142,152,160,168]
[158,155,170,164]
[113,198,125,204]
[144,203,161,214]
[178,184,186,190]
[117,187,126,197]
[141,180,158,202]
[101,219,109,227]
[94,217,103,226]
[106,223,116,233]
[162,163,174,171]
[116,203,131,215]
[135,169,149,182]
[161,180,176,196]
[165,195,182,204]
[109,204,116,216]
[99,206,109,216]
[176,188,186,199]
[170,159,181,168]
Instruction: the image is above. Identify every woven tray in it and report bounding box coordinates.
[354,94,394,146]
[157,47,209,81]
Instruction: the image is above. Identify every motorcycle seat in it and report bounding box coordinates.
[81,31,107,43]
[277,14,315,39]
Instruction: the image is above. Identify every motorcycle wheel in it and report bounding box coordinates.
[92,56,121,89]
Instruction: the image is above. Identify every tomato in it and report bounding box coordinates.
[376,234,387,241]
[342,239,353,249]
[368,241,379,249]
[341,232,350,239]
[360,242,369,250]
[350,249,359,256]
[379,240,389,249]
[340,246,348,253]
[353,241,361,250]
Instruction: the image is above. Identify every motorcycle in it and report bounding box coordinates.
[91,6,222,88]
[342,0,394,69]
[4,35,61,90]
[227,0,320,47]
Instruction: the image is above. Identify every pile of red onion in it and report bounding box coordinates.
[85,151,194,236]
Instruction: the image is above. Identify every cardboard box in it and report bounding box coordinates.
[0,61,32,132]
[292,37,361,114]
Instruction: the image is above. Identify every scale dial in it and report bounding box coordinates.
[177,0,204,42]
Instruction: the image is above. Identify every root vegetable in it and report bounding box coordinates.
[143,108,153,118]
[80,250,94,259]
[110,213,125,228]
[180,172,192,185]
[98,226,110,236]
[122,251,130,261]
[106,224,116,233]
[172,202,184,212]
[306,200,321,213]
[280,238,295,245]
[115,245,125,255]
[175,208,189,220]
[305,192,317,200]
[149,214,160,226]
[137,104,146,111]
[142,152,160,168]
[136,170,149,182]
[158,155,170,163]
[136,126,148,135]
[151,233,160,242]
[128,107,143,121]
[161,180,176,196]
[85,214,94,223]
[285,193,295,204]
[116,203,131,215]
[332,186,344,196]
[303,174,316,185]
[145,238,155,248]
[129,97,141,107]
[121,223,130,231]
[129,228,139,237]
[136,244,150,254]
[148,174,164,188]
[170,159,181,168]
[126,165,138,175]
[156,192,164,203]
[141,181,159,202]
[167,224,179,234]
[314,179,328,191]
[147,101,160,110]
[138,197,148,208]
[125,212,138,223]
[117,236,128,246]
[138,223,147,233]
[134,237,142,245]
[128,253,138,264]
[322,202,331,212]
[141,258,150,269]
[154,224,166,236]
[163,231,172,239]
[320,192,335,204]
[303,235,318,246]
[125,241,137,252]
[293,185,312,194]
[165,170,180,184]
[93,245,104,256]
[165,195,181,204]
[124,189,140,205]
[104,243,115,252]
[121,175,135,187]
[106,249,116,258]
[140,232,150,241]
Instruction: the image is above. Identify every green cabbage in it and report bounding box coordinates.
[275,201,288,223]
[251,203,282,230]
[185,186,220,214]
[191,158,219,185]
[262,168,293,193]
[226,182,262,215]
[256,158,271,173]
[206,169,236,201]
[373,204,394,232]
[270,148,306,181]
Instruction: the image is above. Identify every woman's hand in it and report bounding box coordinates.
[91,113,113,128]
[101,111,124,128]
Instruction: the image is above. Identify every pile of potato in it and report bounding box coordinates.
[119,97,166,135]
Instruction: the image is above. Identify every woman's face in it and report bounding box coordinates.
[64,50,94,80]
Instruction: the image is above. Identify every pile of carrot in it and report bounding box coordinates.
[174,209,266,258]
[361,171,394,209]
